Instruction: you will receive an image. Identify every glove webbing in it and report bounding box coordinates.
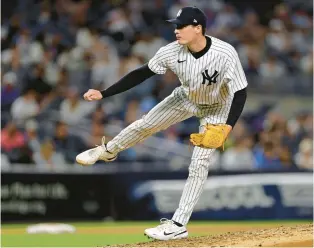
[189,124,227,151]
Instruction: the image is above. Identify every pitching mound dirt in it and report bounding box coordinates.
[111,223,313,247]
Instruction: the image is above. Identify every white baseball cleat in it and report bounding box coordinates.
[144,218,188,241]
[76,137,117,166]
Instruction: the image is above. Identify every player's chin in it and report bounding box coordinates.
[177,39,188,45]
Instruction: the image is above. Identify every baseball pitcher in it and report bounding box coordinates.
[76,6,247,241]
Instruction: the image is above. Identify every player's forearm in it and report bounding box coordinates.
[101,64,156,98]
[226,87,247,127]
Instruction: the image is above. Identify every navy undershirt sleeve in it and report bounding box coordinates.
[226,87,247,127]
[101,64,156,98]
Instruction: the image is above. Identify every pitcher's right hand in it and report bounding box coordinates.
[83,89,103,101]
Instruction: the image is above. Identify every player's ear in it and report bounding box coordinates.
[195,25,202,34]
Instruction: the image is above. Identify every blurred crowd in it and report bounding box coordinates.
[1,0,313,171]
[210,110,313,171]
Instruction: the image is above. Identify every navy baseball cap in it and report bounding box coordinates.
[166,7,207,28]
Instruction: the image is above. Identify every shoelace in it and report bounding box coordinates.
[88,137,107,159]
[94,137,106,149]
[156,218,174,231]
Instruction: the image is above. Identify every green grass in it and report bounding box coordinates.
[2,219,310,228]
[1,234,146,247]
[1,220,312,247]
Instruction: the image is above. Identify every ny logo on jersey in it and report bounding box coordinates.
[201,70,219,86]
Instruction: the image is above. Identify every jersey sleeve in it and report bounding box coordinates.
[148,46,169,74]
[224,49,248,94]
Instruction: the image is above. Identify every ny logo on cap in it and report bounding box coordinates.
[193,19,197,23]
[177,9,182,17]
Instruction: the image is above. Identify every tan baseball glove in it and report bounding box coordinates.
[190,124,231,150]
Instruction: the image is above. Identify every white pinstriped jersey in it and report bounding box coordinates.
[148,36,248,105]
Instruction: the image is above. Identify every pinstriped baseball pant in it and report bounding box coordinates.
[106,87,232,225]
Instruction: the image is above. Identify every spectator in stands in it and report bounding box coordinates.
[24,119,41,153]
[253,141,287,170]
[25,63,53,101]
[300,49,313,74]
[221,135,255,171]
[52,121,86,163]
[59,86,96,125]
[118,53,156,99]
[287,111,313,154]
[89,31,119,90]
[265,18,291,55]
[10,89,39,126]
[15,28,33,67]
[258,55,287,86]
[1,121,25,153]
[90,104,107,124]
[0,121,32,164]
[28,33,45,65]
[42,48,61,87]
[105,7,135,54]
[272,3,290,27]
[240,10,266,45]
[1,14,21,51]
[237,10,265,74]
[278,145,295,168]
[213,4,242,32]
[55,69,70,98]
[119,53,142,77]
[124,99,140,125]
[85,121,106,149]
[294,138,313,170]
[1,71,20,111]
[132,31,167,62]
[33,139,66,169]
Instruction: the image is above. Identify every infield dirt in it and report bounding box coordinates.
[111,223,313,247]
